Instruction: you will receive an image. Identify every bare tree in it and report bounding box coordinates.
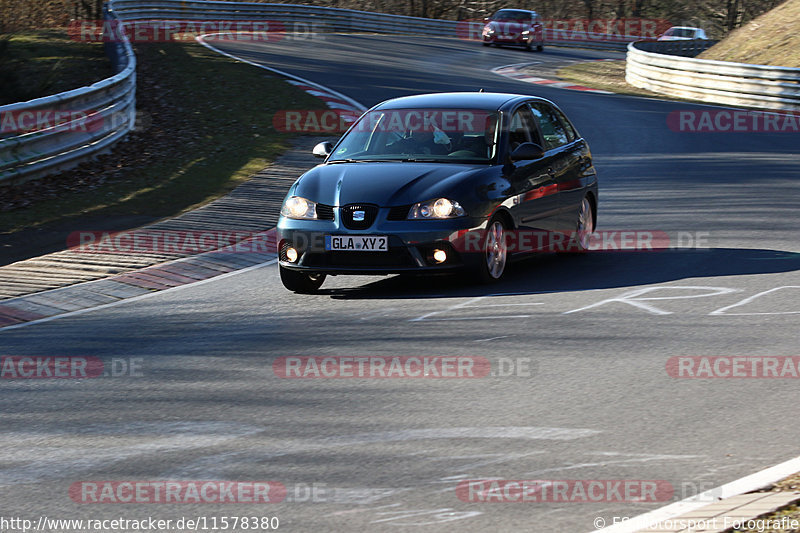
[0,0,786,34]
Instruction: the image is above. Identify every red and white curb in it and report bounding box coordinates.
[284,81,362,114]
[0,231,278,331]
[492,61,614,94]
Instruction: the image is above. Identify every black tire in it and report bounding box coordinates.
[559,196,595,254]
[279,266,326,293]
[536,44,544,52]
[482,41,491,47]
[474,217,509,283]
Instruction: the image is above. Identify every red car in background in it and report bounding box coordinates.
[482,9,545,51]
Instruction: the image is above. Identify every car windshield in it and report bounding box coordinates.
[492,10,531,22]
[328,108,500,164]
[668,28,697,37]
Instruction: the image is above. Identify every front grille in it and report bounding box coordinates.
[316,203,335,220]
[340,204,378,229]
[303,247,416,268]
[387,205,411,220]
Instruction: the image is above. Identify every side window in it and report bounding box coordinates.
[507,106,534,150]
[551,107,578,143]
[529,103,570,150]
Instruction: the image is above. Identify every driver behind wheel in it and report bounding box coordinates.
[449,116,496,158]
[387,127,451,155]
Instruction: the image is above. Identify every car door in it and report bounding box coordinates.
[504,104,558,246]
[528,102,588,239]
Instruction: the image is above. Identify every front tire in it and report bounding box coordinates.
[280,266,326,293]
[474,218,508,283]
[536,44,544,52]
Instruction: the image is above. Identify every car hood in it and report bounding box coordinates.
[488,21,527,31]
[293,162,487,207]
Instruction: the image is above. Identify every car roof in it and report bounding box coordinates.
[372,92,547,111]
[669,26,703,30]
[494,9,537,14]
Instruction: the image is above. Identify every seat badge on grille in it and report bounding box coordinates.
[353,210,365,221]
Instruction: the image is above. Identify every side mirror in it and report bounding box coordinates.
[510,142,545,161]
[312,141,333,158]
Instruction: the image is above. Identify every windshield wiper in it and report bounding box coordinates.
[328,158,485,164]
[327,158,404,164]
[398,158,488,164]
[326,158,365,164]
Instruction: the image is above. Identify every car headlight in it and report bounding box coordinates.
[483,25,494,35]
[281,196,318,219]
[408,198,466,219]
[522,30,531,35]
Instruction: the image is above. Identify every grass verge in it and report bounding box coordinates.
[0,38,326,235]
[0,29,113,105]
[556,60,665,98]
[699,0,800,67]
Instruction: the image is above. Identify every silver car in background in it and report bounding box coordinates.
[657,26,708,41]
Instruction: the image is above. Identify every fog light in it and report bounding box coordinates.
[432,249,447,263]
[286,247,298,263]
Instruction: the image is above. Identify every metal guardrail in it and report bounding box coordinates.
[626,40,800,111]
[109,0,637,50]
[0,7,136,185]
[632,39,718,57]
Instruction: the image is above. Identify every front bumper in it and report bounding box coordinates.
[277,214,487,275]
[483,32,542,45]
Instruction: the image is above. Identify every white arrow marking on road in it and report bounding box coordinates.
[709,285,800,315]
[564,286,740,315]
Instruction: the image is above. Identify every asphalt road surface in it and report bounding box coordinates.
[1,35,799,532]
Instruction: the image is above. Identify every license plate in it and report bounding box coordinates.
[325,235,388,252]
